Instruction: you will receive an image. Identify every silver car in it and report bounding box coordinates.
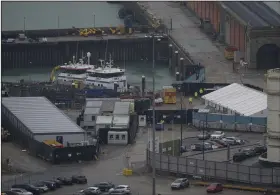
[171,178,189,190]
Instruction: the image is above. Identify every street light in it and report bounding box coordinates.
[151,33,156,195]
[23,16,26,32]
[93,13,96,28]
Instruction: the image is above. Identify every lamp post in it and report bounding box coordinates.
[23,16,26,32]
[93,13,96,28]
[151,33,156,195]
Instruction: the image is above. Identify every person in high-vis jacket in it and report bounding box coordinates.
[188,97,193,105]
[194,92,198,98]
[199,88,203,96]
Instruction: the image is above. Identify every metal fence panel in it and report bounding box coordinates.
[146,150,280,185]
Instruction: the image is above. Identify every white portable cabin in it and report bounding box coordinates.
[112,115,130,129]
[139,115,147,127]
[83,107,101,127]
[96,115,113,132]
[107,131,128,145]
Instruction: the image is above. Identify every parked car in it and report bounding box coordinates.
[33,182,48,193]
[206,141,223,149]
[2,191,19,195]
[222,137,238,145]
[11,184,40,195]
[243,148,257,157]
[210,131,225,140]
[109,190,127,195]
[197,131,210,140]
[233,152,247,162]
[10,188,33,195]
[94,182,115,192]
[41,181,57,190]
[254,145,267,155]
[79,187,101,195]
[72,175,87,184]
[109,185,131,194]
[180,145,188,153]
[170,178,189,190]
[206,183,223,193]
[191,143,212,151]
[56,177,73,185]
[51,179,63,187]
[213,139,228,147]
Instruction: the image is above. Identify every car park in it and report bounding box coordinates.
[72,175,87,184]
[10,188,33,195]
[109,185,131,194]
[94,182,115,192]
[233,152,247,162]
[170,178,189,190]
[56,177,73,185]
[11,184,40,195]
[33,183,48,193]
[206,183,223,193]
[210,131,225,140]
[197,131,210,140]
[254,145,267,155]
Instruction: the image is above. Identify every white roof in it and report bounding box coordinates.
[2,97,85,135]
[84,107,100,115]
[113,102,130,115]
[113,115,130,126]
[202,83,267,116]
[96,116,113,125]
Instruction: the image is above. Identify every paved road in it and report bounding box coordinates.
[3,33,148,44]
[139,2,265,88]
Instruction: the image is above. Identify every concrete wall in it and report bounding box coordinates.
[247,37,280,68]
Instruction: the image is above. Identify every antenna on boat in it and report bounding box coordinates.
[104,39,109,62]
[123,51,126,70]
[72,56,76,64]
[87,52,91,65]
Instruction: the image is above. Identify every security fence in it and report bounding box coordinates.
[147,150,280,186]
[193,112,266,133]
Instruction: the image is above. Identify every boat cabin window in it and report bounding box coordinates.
[89,72,124,78]
[62,69,87,74]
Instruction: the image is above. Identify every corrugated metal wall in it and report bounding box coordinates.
[186,1,245,52]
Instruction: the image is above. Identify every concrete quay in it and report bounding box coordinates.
[134,2,266,88]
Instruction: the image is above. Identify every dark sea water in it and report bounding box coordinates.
[2,1,124,31]
[2,62,175,91]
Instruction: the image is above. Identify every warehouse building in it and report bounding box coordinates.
[185,1,280,69]
[2,97,87,146]
[202,83,267,117]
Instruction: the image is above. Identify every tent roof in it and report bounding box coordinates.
[202,83,267,116]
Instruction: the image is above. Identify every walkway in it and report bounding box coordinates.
[139,2,265,89]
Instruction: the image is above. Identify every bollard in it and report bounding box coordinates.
[168,44,173,69]
[180,58,184,80]
[142,75,146,97]
[176,72,180,81]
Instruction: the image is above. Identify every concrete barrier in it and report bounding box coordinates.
[193,181,280,193]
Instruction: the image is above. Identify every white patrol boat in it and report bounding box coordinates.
[85,55,128,92]
[50,52,96,85]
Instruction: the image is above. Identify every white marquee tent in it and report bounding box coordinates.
[201,83,267,116]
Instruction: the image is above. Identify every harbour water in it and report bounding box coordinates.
[2,62,175,91]
[2,2,124,31]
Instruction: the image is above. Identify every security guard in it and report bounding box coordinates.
[188,97,193,105]
[194,92,198,98]
[199,88,204,95]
